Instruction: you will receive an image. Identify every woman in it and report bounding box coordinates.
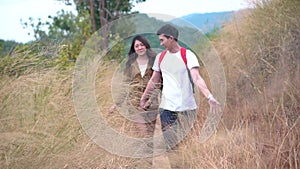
[110,35,159,137]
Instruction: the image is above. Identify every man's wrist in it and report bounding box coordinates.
[207,94,213,100]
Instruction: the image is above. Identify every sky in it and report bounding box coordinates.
[0,0,250,43]
[132,0,250,19]
[0,0,76,43]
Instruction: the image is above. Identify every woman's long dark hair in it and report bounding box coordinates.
[125,35,156,70]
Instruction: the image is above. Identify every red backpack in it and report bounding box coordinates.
[158,47,195,92]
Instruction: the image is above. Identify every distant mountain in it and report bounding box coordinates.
[171,11,234,33]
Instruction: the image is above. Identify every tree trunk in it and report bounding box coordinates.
[99,0,108,51]
[89,0,97,32]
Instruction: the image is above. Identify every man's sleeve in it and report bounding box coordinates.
[152,53,161,72]
[186,49,200,69]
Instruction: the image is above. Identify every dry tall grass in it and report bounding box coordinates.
[0,0,299,168]
[212,0,300,168]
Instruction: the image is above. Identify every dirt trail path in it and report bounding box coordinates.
[151,118,171,169]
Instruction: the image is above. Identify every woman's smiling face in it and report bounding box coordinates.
[134,40,146,56]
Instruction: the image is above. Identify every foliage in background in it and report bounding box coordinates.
[18,0,147,64]
[69,0,146,31]
[0,40,79,77]
[0,40,22,57]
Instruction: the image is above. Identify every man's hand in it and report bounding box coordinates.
[140,97,146,110]
[207,94,220,106]
[144,99,152,109]
[109,104,117,113]
[140,97,150,110]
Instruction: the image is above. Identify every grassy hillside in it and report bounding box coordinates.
[213,0,300,168]
[0,0,299,168]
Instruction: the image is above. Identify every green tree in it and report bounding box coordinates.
[21,0,147,63]
[0,39,21,57]
[21,17,48,41]
[56,0,146,50]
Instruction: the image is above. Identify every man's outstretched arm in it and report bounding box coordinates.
[190,67,219,105]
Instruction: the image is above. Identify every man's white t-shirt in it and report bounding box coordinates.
[152,49,199,111]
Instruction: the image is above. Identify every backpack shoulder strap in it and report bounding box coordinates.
[180,47,187,66]
[158,50,167,68]
[180,47,195,93]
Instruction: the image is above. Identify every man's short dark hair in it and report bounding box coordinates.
[157,24,179,40]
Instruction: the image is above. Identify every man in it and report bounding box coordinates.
[140,24,219,151]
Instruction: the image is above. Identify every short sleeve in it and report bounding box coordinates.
[186,49,200,69]
[152,53,161,72]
